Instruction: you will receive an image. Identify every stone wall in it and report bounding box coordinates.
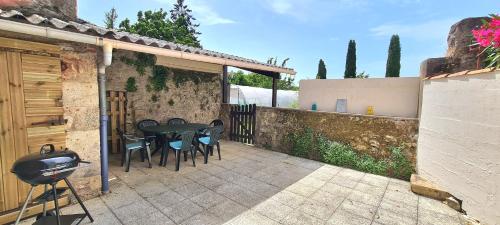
[60,43,101,199]
[220,104,419,165]
[106,50,222,132]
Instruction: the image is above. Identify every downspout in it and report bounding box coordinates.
[99,43,113,194]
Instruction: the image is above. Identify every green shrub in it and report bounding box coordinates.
[288,128,413,180]
[388,146,413,180]
[288,128,314,158]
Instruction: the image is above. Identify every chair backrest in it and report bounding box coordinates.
[116,128,128,150]
[209,119,224,127]
[207,126,223,146]
[179,131,195,152]
[166,118,187,125]
[137,119,160,131]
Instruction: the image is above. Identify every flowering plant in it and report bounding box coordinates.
[472,14,500,68]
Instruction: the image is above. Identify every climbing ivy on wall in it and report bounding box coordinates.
[120,53,217,99]
[125,77,138,92]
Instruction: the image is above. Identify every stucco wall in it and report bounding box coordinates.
[299,77,421,118]
[60,43,101,199]
[220,104,419,165]
[106,50,222,132]
[417,70,500,225]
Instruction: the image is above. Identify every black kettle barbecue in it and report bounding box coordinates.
[11,144,94,225]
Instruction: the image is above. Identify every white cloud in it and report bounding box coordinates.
[370,18,457,41]
[152,0,235,25]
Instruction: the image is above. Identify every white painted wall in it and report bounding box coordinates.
[299,77,420,118]
[417,70,500,225]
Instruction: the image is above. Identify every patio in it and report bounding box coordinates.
[20,141,464,225]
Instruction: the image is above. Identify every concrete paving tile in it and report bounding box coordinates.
[299,176,327,189]
[387,178,413,195]
[336,168,365,181]
[207,199,248,222]
[180,211,223,225]
[133,180,169,198]
[280,209,326,225]
[112,200,157,224]
[146,189,186,209]
[338,199,378,220]
[418,197,459,217]
[232,176,280,197]
[127,210,175,225]
[224,210,280,225]
[100,183,143,209]
[346,189,383,207]
[373,208,417,225]
[327,209,372,225]
[360,174,390,187]
[321,182,353,197]
[268,190,306,209]
[354,182,386,197]
[171,181,210,198]
[383,190,419,208]
[379,198,417,218]
[184,170,212,181]
[190,190,228,209]
[330,175,360,189]
[253,199,294,222]
[216,170,242,183]
[285,182,318,197]
[310,190,345,208]
[195,175,227,190]
[298,198,338,220]
[161,199,204,224]
[204,164,227,175]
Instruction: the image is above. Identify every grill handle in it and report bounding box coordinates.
[40,144,56,156]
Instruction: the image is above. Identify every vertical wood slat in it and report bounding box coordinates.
[7,52,31,206]
[118,92,125,153]
[0,52,19,210]
[110,91,118,154]
[252,104,256,144]
[244,105,249,144]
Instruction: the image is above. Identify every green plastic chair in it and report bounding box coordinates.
[162,131,196,171]
[117,128,152,172]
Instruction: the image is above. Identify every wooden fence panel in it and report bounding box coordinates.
[229,104,256,144]
[107,91,127,154]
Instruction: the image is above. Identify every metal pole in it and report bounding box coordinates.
[222,65,229,104]
[98,65,109,194]
[272,76,278,107]
[14,186,35,225]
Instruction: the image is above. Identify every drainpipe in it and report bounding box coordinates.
[99,43,113,194]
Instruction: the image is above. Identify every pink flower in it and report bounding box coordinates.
[491,18,500,28]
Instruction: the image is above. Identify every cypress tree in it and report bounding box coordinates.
[316,59,327,79]
[344,40,356,78]
[385,35,401,77]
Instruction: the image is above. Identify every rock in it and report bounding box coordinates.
[410,174,452,201]
[369,140,380,148]
[384,135,397,143]
[445,196,462,212]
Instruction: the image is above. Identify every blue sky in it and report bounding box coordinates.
[79,0,494,81]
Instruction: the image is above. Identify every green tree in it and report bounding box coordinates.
[104,7,118,29]
[385,35,401,77]
[316,59,327,79]
[344,40,357,78]
[228,70,298,91]
[356,71,369,79]
[118,1,201,48]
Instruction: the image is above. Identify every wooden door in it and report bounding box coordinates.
[0,38,69,222]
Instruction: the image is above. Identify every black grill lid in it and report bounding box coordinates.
[11,144,81,185]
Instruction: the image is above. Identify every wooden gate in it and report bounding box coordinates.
[229,104,257,144]
[107,90,127,154]
[0,37,69,223]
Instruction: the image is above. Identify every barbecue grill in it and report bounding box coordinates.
[11,144,94,225]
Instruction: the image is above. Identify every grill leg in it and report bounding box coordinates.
[42,184,48,216]
[51,183,61,225]
[64,178,94,223]
[14,185,35,225]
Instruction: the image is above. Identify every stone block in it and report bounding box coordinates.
[410,174,452,201]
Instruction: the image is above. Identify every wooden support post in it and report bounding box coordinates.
[272,76,278,107]
[222,66,229,104]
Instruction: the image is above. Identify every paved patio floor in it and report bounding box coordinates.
[20,141,466,225]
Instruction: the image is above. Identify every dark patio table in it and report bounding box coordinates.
[141,123,209,166]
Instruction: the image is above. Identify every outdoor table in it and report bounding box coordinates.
[141,123,209,165]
